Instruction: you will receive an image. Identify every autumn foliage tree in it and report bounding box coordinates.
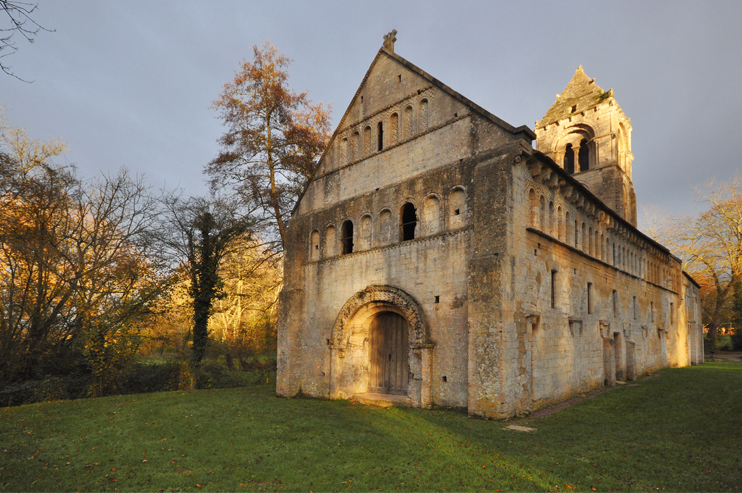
[207,41,332,250]
[646,177,742,350]
[209,235,282,364]
[0,119,163,395]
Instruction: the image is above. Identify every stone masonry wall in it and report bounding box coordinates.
[496,151,703,416]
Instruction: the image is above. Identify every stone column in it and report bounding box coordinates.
[416,344,435,408]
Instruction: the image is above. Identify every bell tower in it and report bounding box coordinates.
[535,66,636,226]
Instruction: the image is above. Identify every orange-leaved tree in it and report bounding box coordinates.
[207,41,331,251]
[645,177,742,350]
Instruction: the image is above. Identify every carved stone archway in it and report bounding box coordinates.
[328,285,435,407]
[331,285,432,348]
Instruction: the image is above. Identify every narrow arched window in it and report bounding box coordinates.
[379,209,392,246]
[613,243,616,266]
[364,126,372,155]
[360,215,372,250]
[449,188,467,230]
[404,106,413,139]
[310,230,320,261]
[549,201,555,236]
[588,226,593,256]
[326,225,337,257]
[423,195,440,235]
[579,139,590,171]
[341,220,354,254]
[400,202,417,241]
[539,195,546,230]
[613,290,619,317]
[389,113,399,146]
[419,99,429,132]
[529,189,538,228]
[353,132,360,160]
[377,121,384,151]
[564,144,575,174]
[581,222,587,252]
[557,206,564,241]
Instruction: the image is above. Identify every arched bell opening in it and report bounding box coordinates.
[553,125,596,174]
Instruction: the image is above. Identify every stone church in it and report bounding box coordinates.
[277,32,703,419]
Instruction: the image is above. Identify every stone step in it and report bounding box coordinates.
[351,393,413,408]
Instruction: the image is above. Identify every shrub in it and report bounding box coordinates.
[120,361,182,394]
[731,329,742,351]
[0,374,92,407]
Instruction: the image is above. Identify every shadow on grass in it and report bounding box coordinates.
[0,362,740,491]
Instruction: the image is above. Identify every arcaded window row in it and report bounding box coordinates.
[309,187,466,261]
[340,98,430,165]
[528,187,677,289]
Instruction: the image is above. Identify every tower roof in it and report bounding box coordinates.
[538,66,611,128]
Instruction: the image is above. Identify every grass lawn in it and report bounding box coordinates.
[1,362,740,492]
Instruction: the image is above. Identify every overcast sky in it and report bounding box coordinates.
[3,0,741,228]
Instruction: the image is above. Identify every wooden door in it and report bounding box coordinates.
[369,312,409,395]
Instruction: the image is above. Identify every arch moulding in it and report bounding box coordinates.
[330,285,434,348]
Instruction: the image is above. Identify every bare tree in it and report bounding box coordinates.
[645,177,742,350]
[0,118,165,394]
[1,1,53,81]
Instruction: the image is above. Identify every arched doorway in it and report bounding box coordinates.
[369,312,409,395]
[329,285,434,407]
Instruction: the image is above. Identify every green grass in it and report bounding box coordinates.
[1,362,741,492]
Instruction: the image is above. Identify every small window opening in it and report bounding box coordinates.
[564,144,575,174]
[360,96,363,103]
[454,208,460,215]
[397,74,401,83]
[579,139,590,171]
[587,282,594,314]
[442,376,447,382]
[670,302,674,325]
[377,122,383,151]
[401,202,418,241]
[434,296,440,304]
[571,105,577,112]
[551,270,557,308]
[341,220,354,254]
[612,290,618,317]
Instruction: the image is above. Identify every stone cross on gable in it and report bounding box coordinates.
[383,30,398,52]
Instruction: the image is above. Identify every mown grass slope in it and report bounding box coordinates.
[1,362,740,491]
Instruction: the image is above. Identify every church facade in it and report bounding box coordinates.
[277,33,703,419]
